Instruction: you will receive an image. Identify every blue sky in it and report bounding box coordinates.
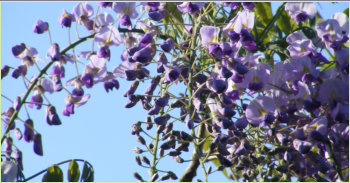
[1,2,348,182]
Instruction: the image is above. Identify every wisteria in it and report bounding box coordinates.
[1,2,349,182]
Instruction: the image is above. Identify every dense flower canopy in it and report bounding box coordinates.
[1,2,349,182]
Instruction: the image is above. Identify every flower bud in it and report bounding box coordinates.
[33,133,43,156]
[135,156,142,166]
[137,135,146,145]
[141,156,150,165]
[24,119,34,142]
[160,38,174,52]
[133,172,143,181]
[1,65,10,79]
[14,128,23,140]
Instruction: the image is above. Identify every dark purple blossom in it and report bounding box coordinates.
[62,102,74,116]
[33,134,43,156]
[160,38,174,52]
[24,119,34,142]
[241,2,255,10]
[33,19,49,34]
[58,9,75,27]
[12,65,27,79]
[11,43,26,57]
[120,15,132,30]
[46,105,61,125]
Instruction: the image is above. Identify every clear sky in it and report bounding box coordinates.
[1,2,348,182]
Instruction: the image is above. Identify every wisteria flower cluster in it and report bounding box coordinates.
[1,2,349,182]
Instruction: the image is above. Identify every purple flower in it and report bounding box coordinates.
[240,29,256,51]
[164,65,180,83]
[51,64,65,78]
[219,66,233,79]
[4,137,13,157]
[285,3,316,23]
[1,65,10,79]
[95,12,114,29]
[33,134,43,156]
[81,72,94,88]
[332,12,349,36]
[241,2,255,10]
[72,2,94,25]
[235,116,248,129]
[113,2,138,19]
[33,19,49,34]
[317,78,348,105]
[52,76,63,92]
[160,38,174,52]
[237,62,271,92]
[123,81,139,97]
[245,96,275,126]
[24,119,34,142]
[177,2,205,14]
[208,44,223,58]
[209,79,227,94]
[13,96,21,111]
[120,15,132,30]
[218,119,234,129]
[12,43,26,57]
[224,10,255,33]
[95,25,123,46]
[219,106,236,119]
[46,105,61,125]
[104,79,119,93]
[12,65,27,79]
[148,104,161,115]
[200,26,220,46]
[62,102,74,116]
[132,44,155,64]
[221,2,239,10]
[13,150,23,170]
[286,32,316,58]
[28,94,43,110]
[47,43,61,61]
[99,2,113,8]
[293,139,312,154]
[155,94,169,107]
[14,128,23,141]
[97,46,111,61]
[154,115,170,125]
[194,73,207,84]
[186,119,194,129]
[148,9,166,21]
[140,33,154,47]
[58,9,75,27]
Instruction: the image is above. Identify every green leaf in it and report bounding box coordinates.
[212,159,230,179]
[254,2,273,27]
[43,165,63,182]
[80,162,93,182]
[276,10,292,35]
[68,160,80,182]
[164,2,185,35]
[344,8,349,17]
[202,129,212,152]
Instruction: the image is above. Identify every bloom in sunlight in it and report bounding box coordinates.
[285,3,317,23]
